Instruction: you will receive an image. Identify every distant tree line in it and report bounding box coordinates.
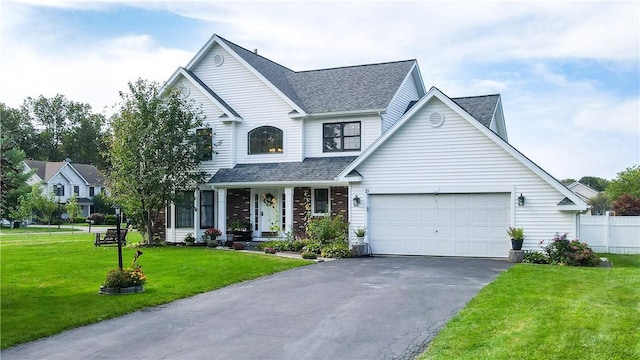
[1,95,111,170]
[1,96,111,220]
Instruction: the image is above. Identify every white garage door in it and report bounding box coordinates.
[369,193,510,257]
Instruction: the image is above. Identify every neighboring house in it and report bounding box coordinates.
[567,181,601,215]
[161,34,587,257]
[23,159,106,218]
[566,181,599,202]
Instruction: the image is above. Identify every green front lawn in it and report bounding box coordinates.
[0,232,310,349]
[0,226,84,234]
[420,254,640,360]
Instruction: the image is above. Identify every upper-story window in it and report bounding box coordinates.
[196,128,213,161]
[54,184,65,196]
[248,126,283,155]
[73,186,80,196]
[323,122,361,152]
[89,187,95,197]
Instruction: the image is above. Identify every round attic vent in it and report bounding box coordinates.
[213,54,224,66]
[428,112,445,127]
[178,84,190,97]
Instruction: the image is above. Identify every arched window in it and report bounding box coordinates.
[248,126,283,154]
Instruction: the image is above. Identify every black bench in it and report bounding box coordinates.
[94,228,128,246]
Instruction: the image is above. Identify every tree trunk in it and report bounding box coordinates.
[145,211,154,245]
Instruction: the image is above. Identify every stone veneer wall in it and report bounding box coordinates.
[227,189,252,225]
[292,186,349,238]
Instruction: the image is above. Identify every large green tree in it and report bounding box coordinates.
[19,95,110,168]
[606,165,640,201]
[0,103,33,220]
[109,79,209,244]
[579,176,610,192]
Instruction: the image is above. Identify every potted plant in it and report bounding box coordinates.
[228,218,252,241]
[507,227,524,250]
[354,227,367,245]
[184,233,196,246]
[205,227,222,247]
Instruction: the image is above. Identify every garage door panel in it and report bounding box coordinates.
[369,193,510,257]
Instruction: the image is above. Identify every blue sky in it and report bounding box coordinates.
[1,0,638,181]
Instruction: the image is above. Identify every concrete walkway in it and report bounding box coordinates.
[2,256,511,360]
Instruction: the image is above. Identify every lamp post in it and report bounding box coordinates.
[55,183,62,229]
[114,205,123,270]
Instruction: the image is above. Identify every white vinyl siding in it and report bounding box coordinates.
[303,115,381,157]
[351,97,577,251]
[381,71,421,132]
[192,44,302,165]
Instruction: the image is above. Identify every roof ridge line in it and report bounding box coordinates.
[215,34,296,73]
[294,59,417,74]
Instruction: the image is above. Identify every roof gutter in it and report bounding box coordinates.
[289,108,386,120]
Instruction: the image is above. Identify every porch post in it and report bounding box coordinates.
[284,187,293,234]
[217,188,227,239]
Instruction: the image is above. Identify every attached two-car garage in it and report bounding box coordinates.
[368,193,511,257]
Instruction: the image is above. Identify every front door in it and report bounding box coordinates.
[259,189,280,236]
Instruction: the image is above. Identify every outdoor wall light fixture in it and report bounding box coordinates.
[518,193,525,206]
[353,195,361,207]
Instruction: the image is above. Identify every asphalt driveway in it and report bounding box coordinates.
[2,256,511,360]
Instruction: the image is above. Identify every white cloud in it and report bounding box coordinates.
[1,1,637,179]
[573,99,640,134]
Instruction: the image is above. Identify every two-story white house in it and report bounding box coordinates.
[23,159,106,218]
[162,34,587,258]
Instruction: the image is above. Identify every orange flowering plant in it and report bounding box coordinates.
[103,251,147,288]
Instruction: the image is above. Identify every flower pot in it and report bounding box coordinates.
[511,239,523,250]
[356,236,365,245]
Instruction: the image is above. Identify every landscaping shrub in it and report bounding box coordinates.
[301,251,317,259]
[74,216,86,224]
[320,242,351,258]
[88,213,105,225]
[105,215,116,225]
[302,240,323,254]
[306,215,348,245]
[103,267,147,288]
[256,239,307,252]
[541,233,600,266]
[522,250,550,264]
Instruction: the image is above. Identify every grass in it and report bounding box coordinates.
[419,254,640,360]
[0,226,84,234]
[0,231,310,349]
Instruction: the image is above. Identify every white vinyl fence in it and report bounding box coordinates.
[580,213,640,254]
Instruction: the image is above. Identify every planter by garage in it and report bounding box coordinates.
[511,239,523,250]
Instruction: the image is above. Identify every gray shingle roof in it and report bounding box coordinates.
[451,94,500,128]
[23,160,104,185]
[287,61,416,113]
[404,94,500,130]
[217,36,416,115]
[209,157,357,184]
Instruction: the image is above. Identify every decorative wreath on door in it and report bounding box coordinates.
[262,193,277,208]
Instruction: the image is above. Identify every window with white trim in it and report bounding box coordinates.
[323,122,361,152]
[248,126,283,154]
[312,188,330,215]
[175,191,194,228]
[196,128,213,161]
